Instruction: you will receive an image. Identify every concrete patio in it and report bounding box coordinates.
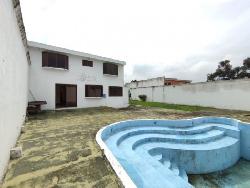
[2,105,250,188]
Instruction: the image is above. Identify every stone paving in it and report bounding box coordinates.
[2,106,250,188]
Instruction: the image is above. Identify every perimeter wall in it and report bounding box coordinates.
[130,79,250,111]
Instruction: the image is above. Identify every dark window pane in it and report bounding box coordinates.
[65,56,68,69]
[109,86,123,96]
[103,63,118,75]
[42,51,68,69]
[82,60,93,67]
[57,54,68,69]
[48,52,57,67]
[85,85,103,97]
[57,54,64,68]
[42,52,48,67]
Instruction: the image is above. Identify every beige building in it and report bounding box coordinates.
[126,76,191,89]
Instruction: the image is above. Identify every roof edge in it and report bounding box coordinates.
[28,41,126,65]
[12,0,31,64]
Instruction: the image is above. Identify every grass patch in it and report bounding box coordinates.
[130,100,213,112]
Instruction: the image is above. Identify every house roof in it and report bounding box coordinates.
[28,41,126,65]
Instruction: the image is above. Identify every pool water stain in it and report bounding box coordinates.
[189,159,250,188]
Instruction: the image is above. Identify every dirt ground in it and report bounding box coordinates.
[2,105,250,188]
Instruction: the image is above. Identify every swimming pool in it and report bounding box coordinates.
[96,117,250,188]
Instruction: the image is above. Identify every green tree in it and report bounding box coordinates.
[241,58,250,78]
[207,60,233,81]
[243,57,250,69]
[207,58,250,81]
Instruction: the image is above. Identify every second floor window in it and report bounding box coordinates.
[103,62,118,75]
[42,51,68,69]
[85,85,103,97]
[82,60,93,67]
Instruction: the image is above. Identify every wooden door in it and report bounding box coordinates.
[56,84,77,108]
[66,86,77,107]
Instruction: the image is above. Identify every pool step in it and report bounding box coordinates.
[120,150,193,188]
[106,123,240,148]
[116,126,214,146]
[162,159,171,168]
[131,129,225,150]
[170,162,179,176]
[161,159,188,182]
[142,136,239,174]
[179,168,188,182]
[137,151,189,184]
[144,136,238,151]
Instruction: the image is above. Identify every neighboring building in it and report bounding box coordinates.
[28,41,128,109]
[126,76,191,89]
[126,77,165,88]
[164,78,191,86]
[0,0,30,180]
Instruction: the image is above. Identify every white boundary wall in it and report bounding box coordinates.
[0,0,29,180]
[131,79,250,111]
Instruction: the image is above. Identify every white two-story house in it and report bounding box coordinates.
[1,0,128,180]
[28,41,128,109]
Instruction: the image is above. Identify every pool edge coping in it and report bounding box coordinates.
[96,124,137,188]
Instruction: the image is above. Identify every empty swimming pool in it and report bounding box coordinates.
[96,117,250,188]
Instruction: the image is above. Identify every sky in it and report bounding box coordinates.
[20,0,250,82]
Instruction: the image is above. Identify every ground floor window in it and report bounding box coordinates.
[109,86,123,96]
[85,85,103,97]
[56,84,77,108]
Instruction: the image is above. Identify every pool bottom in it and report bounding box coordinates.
[189,159,250,188]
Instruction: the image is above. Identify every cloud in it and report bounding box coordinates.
[20,0,250,83]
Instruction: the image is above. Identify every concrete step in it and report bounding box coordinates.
[170,162,179,176]
[140,136,240,174]
[116,126,214,146]
[179,168,189,182]
[105,123,240,148]
[152,153,162,161]
[143,136,238,151]
[119,150,193,188]
[157,158,188,182]
[162,159,171,168]
[138,155,190,186]
[131,130,225,150]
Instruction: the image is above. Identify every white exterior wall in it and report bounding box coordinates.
[127,77,165,89]
[29,47,128,109]
[0,0,29,180]
[131,79,250,111]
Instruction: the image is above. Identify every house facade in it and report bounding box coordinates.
[28,41,128,109]
[1,1,128,179]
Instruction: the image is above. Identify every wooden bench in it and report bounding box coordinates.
[27,101,47,114]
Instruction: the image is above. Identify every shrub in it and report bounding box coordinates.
[138,95,147,102]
